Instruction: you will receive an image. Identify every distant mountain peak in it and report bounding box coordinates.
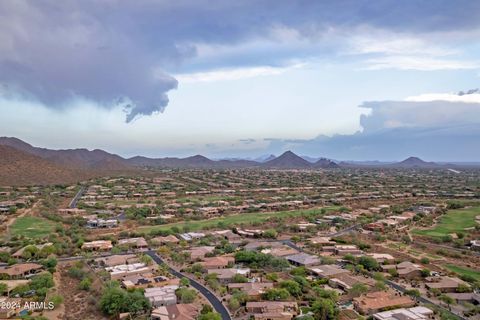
[262,150,311,168]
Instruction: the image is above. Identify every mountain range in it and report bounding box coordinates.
[0,136,473,186]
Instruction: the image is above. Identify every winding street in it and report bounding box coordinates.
[145,250,232,320]
[69,186,86,208]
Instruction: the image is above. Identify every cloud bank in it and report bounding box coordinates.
[1,1,480,122]
[264,92,480,161]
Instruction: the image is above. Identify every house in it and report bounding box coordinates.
[227,282,274,299]
[122,275,170,289]
[178,232,205,241]
[207,268,250,283]
[211,230,243,244]
[118,237,149,250]
[353,291,415,315]
[425,276,469,293]
[329,273,375,291]
[445,292,480,305]
[308,236,336,246]
[151,235,180,245]
[187,246,215,260]
[200,256,234,269]
[245,241,284,251]
[95,254,139,267]
[373,306,434,320]
[144,285,178,307]
[0,263,43,279]
[381,261,423,280]
[106,262,157,280]
[151,304,199,320]
[246,301,298,318]
[470,240,480,251]
[366,253,395,264]
[285,253,321,267]
[81,240,113,251]
[86,218,118,228]
[308,264,350,279]
[261,246,299,258]
[334,245,363,256]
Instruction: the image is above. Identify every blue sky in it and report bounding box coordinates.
[1,0,480,161]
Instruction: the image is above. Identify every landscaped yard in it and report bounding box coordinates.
[413,206,480,238]
[445,264,480,282]
[139,206,338,234]
[10,216,57,239]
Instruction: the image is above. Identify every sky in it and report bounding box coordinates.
[0,0,480,161]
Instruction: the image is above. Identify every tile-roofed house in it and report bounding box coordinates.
[200,256,235,269]
[207,268,250,283]
[81,240,113,251]
[118,237,149,249]
[151,235,180,245]
[366,253,395,264]
[445,292,480,304]
[373,306,434,320]
[95,254,139,267]
[334,245,363,256]
[425,276,469,293]
[307,264,350,279]
[187,246,215,260]
[285,253,321,267]
[246,301,298,317]
[262,245,299,257]
[227,282,274,299]
[328,273,375,291]
[0,263,43,279]
[151,304,199,320]
[353,291,415,315]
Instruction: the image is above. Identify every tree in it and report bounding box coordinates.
[311,298,338,320]
[100,287,128,316]
[200,304,213,314]
[0,283,7,296]
[262,288,290,301]
[420,268,430,277]
[228,297,240,310]
[176,288,197,303]
[457,283,472,293]
[180,277,190,287]
[78,278,92,291]
[348,283,368,297]
[439,294,455,307]
[232,274,248,283]
[198,312,221,320]
[405,289,421,299]
[100,287,150,316]
[41,257,58,273]
[279,280,302,297]
[357,256,379,271]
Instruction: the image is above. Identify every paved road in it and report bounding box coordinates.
[145,250,232,320]
[328,224,360,237]
[385,280,466,320]
[69,186,86,208]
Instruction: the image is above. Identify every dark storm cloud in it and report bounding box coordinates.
[1,0,480,121]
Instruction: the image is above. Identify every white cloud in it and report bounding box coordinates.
[175,63,306,83]
[362,56,479,71]
[405,92,480,103]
